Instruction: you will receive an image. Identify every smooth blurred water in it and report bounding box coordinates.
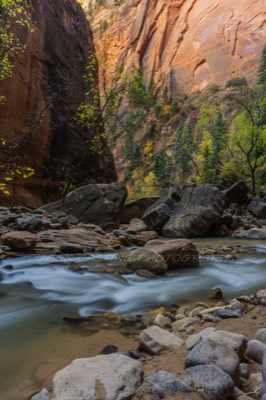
[0,239,265,398]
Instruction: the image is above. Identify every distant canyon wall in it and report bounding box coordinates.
[80,0,266,95]
[0,0,116,207]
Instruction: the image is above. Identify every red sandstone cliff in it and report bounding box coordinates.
[0,0,116,206]
[81,0,266,95]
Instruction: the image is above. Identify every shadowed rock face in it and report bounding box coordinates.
[0,0,116,207]
[163,184,225,238]
[80,0,266,96]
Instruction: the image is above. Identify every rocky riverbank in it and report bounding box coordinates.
[28,290,266,400]
[0,181,265,400]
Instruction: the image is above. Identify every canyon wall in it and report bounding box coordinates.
[0,0,116,207]
[81,0,266,95]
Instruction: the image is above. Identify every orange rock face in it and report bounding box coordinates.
[0,0,116,207]
[82,0,266,95]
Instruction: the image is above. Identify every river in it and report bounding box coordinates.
[0,238,265,399]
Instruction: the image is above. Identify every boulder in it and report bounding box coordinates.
[245,340,266,364]
[247,196,266,218]
[184,339,240,381]
[182,365,235,400]
[122,248,168,275]
[234,228,266,239]
[129,231,159,246]
[207,330,247,358]
[144,371,193,397]
[163,184,225,238]
[52,354,143,400]
[142,186,182,233]
[37,227,111,252]
[144,238,199,268]
[1,231,39,251]
[120,196,159,224]
[125,218,148,234]
[222,182,249,205]
[139,325,183,354]
[41,183,127,230]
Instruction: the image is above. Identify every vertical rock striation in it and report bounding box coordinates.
[81,0,266,96]
[0,0,116,206]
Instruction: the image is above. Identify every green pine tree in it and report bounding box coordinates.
[258,45,266,84]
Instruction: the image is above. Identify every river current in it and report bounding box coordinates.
[0,238,265,399]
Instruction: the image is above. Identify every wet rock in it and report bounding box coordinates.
[144,238,199,268]
[182,365,235,400]
[210,288,223,299]
[145,371,193,397]
[185,339,240,381]
[52,354,143,400]
[234,228,266,239]
[136,269,156,278]
[59,243,84,254]
[123,248,168,275]
[222,182,249,205]
[1,231,39,251]
[247,196,266,218]
[245,340,266,364]
[130,231,159,246]
[163,184,225,238]
[139,326,183,354]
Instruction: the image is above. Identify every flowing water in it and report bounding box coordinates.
[0,238,266,399]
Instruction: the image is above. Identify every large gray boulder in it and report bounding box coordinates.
[52,354,143,400]
[184,339,240,382]
[142,186,182,233]
[247,196,266,218]
[163,184,225,238]
[41,183,127,230]
[222,181,249,205]
[182,365,235,400]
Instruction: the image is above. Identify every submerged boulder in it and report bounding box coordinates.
[41,183,127,230]
[163,184,225,238]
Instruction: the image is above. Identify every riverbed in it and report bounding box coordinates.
[0,238,265,399]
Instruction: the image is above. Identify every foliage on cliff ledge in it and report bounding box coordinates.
[105,54,266,199]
